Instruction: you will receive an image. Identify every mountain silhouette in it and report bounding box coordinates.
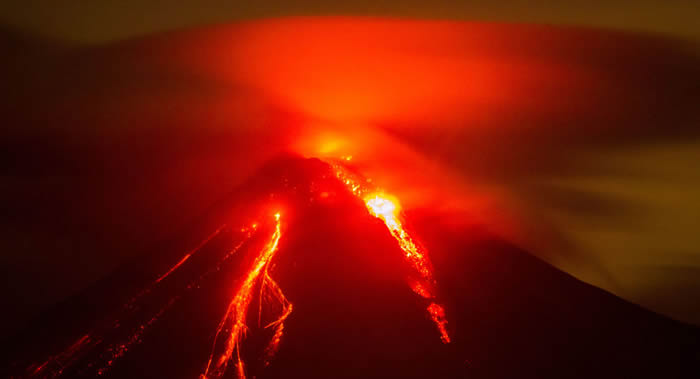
[3,155,697,378]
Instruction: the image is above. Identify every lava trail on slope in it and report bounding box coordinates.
[3,155,699,379]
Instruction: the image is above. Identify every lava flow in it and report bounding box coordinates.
[25,223,252,378]
[22,158,448,379]
[154,225,227,283]
[202,212,292,379]
[331,160,451,344]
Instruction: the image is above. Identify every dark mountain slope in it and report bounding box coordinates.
[3,155,697,378]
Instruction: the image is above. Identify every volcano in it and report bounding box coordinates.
[2,155,697,378]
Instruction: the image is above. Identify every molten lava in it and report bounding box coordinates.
[202,212,292,379]
[365,194,433,281]
[24,158,451,379]
[331,161,451,344]
[26,223,253,378]
[155,226,228,284]
[364,193,451,344]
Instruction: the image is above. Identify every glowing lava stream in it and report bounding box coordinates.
[202,212,292,379]
[155,226,227,284]
[27,224,252,378]
[332,161,451,344]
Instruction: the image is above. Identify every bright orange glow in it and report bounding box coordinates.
[203,213,291,379]
[331,161,450,344]
[409,281,433,299]
[427,303,451,344]
[364,193,432,280]
[366,195,398,219]
[262,273,293,361]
